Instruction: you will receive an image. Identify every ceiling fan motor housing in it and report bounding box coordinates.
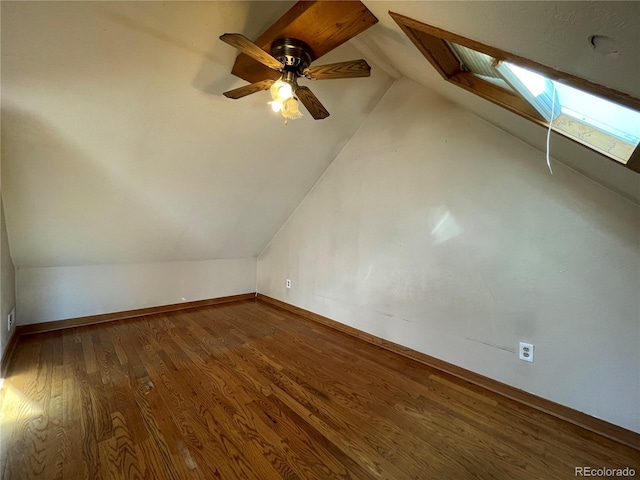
[271,38,312,74]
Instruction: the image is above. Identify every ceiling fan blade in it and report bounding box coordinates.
[295,86,330,120]
[223,79,275,99]
[230,2,377,83]
[220,33,283,71]
[305,59,371,80]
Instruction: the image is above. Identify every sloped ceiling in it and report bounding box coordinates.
[357,1,640,203]
[1,1,392,268]
[2,1,639,271]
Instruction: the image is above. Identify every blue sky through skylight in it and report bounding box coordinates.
[506,63,640,145]
[554,84,640,144]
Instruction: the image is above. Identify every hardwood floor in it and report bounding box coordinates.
[1,299,638,479]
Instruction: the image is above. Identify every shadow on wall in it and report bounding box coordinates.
[1,108,183,267]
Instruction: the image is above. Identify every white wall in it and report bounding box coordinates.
[1,198,17,360]
[18,257,256,325]
[257,78,640,433]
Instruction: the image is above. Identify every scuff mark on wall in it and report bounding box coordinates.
[464,337,517,354]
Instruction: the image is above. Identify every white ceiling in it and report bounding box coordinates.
[1,1,392,267]
[2,1,639,269]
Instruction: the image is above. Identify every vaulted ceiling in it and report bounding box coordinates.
[1,1,392,267]
[2,1,638,269]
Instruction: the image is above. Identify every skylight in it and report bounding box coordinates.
[555,83,640,144]
[449,40,640,164]
[448,43,514,92]
[389,11,640,172]
[497,62,640,163]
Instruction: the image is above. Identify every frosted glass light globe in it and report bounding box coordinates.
[270,80,293,102]
[270,101,282,113]
[281,97,303,120]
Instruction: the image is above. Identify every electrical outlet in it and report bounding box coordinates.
[519,342,534,363]
[286,279,291,289]
[7,307,15,331]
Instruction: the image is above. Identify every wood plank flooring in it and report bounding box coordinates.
[1,299,638,479]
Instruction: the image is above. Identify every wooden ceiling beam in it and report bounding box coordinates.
[230,0,378,84]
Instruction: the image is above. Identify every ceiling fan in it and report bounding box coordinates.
[220,33,371,121]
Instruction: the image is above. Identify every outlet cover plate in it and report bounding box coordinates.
[8,307,15,331]
[519,342,534,362]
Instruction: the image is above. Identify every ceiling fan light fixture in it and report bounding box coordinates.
[221,32,371,121]
[281,97,303,120]
[269,71,302,121]
[270,78,293,103]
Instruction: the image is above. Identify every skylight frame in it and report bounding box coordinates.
[389,11,640,173]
